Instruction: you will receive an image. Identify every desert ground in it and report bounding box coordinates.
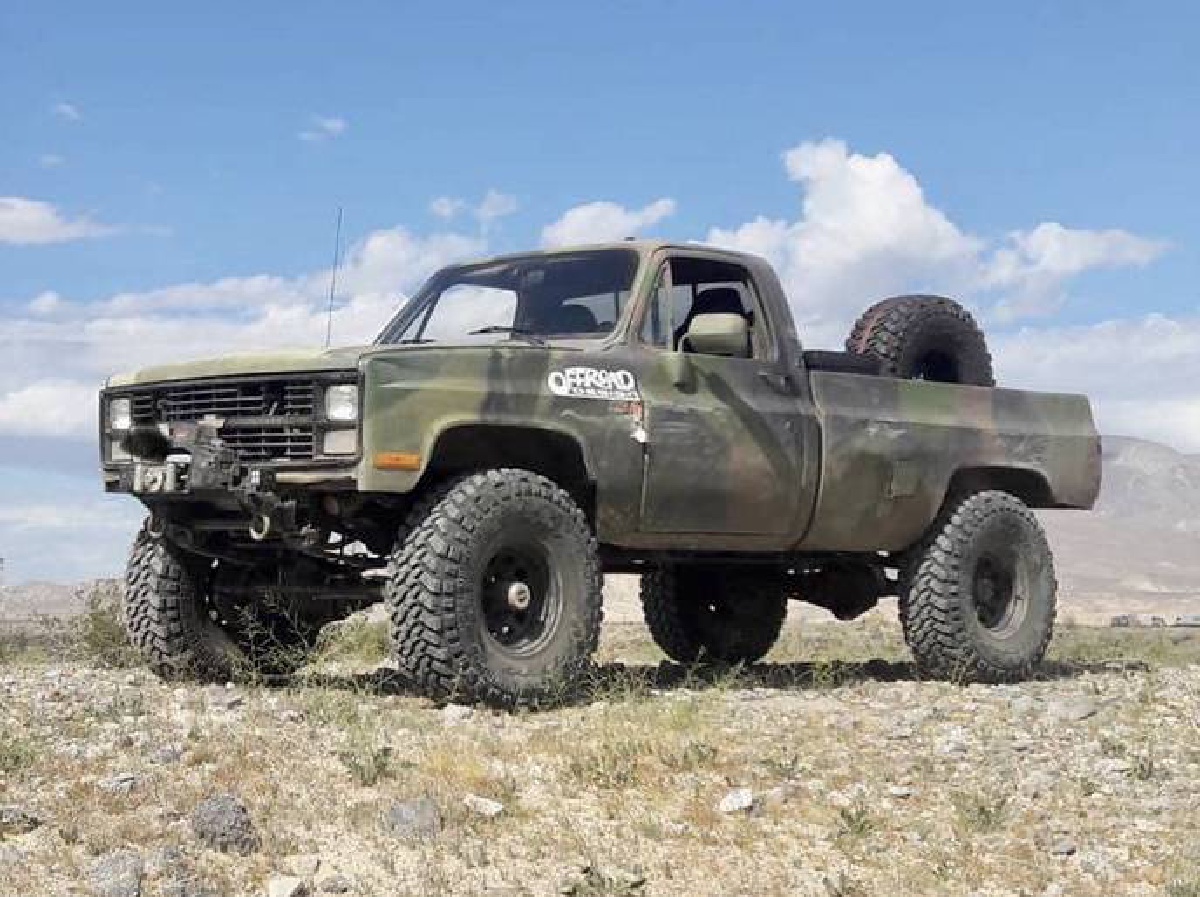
[2,435,1199,896]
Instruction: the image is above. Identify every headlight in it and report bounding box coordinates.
[325,384,359,422]
[109,397,132,431]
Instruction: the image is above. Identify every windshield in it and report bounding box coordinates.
[377,249,640,344]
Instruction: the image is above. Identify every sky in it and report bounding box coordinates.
[1,1,1197,583]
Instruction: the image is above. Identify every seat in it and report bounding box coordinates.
[673,286,749,351]
[544,303,600,334]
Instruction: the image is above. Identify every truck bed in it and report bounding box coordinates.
[799,371,1101,552]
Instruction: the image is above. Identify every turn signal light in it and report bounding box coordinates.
[373,451,421,471]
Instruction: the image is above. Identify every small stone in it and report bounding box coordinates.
[0,805,41,835]
[0,845,26,866]
[1049,839,1078,857]
[191,793,260,855]
[383,797,441,840]
[267,875,307,897]
[886,726,915,740]
[151,746,184,765]
[888,785,914,799]
[441,704,473,726]
[162,876,220,897]
[1049,699,1098,723]
[281,855,321,877]
[463,794,505,818]
[717,788,755,813]
[279,709,305,724]
[319,875,353,894]
[90,849,144,897]
[98,772,139,795]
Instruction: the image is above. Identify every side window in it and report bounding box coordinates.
[637,258,773,359]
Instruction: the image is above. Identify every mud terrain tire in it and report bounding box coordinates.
[125,526,318,680]
[901,490,1056,682]
[847,295,994,386]
[124,527,242,681]
[641,566,787,664]
[385,469,603,707]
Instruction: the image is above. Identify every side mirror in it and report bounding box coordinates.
[683,313,750,358]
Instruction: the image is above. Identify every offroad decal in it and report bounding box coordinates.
[547,366,639,401]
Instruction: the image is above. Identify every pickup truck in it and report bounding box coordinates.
[101,240,1101,705]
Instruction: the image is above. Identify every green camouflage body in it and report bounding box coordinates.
[102,241,1101,555]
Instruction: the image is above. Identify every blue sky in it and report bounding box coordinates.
[1,1,1197,582]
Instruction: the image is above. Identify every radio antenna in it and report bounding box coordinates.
[324,206,343,348]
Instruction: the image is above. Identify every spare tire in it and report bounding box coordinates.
[846,295,994,387]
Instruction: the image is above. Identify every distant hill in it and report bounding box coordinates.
[1093,436,1200,532]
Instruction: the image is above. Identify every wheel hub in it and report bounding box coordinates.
[479,544,559,656]
[506,581,532,611]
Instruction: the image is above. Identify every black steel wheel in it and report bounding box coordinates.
[385,469,602,707]
[901,490,1056,682]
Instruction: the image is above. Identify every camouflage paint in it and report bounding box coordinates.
[99,240,1101,557]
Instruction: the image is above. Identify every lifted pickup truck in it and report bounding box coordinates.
[101,241,1101,704]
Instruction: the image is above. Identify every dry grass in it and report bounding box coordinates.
[0,600,1197,895]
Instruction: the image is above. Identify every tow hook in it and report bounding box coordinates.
[248,514,272,541]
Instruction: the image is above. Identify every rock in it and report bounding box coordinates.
[98,772,139,795]
[463,794,505,818]
[281,854,321,877]
[1049,699,1098,723]
[888,785,914,799]
[279,709,305,724]
[162,876,220,897]
[717,788,755,813]
[0,805,41,835]
[319,875,353,894]
[151,746,184,765]
[191,793,261,855]
[441,704,474,726]
[267,875,308,897]
[383,797,441,840]
[1049,839,1078,857]
[0,845,26,866]
[90,849,144,897]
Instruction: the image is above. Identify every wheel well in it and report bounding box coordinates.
[424,425,595,520]
[945,466,1054,508]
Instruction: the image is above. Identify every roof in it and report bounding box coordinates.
[444,239,770,269]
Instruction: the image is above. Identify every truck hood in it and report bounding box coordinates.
[106,337,593,387]
[107,345,372,387]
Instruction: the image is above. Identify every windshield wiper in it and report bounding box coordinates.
[468,325,548,346]
[395,337,436,344]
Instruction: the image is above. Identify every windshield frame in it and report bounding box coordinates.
[374,247,645,346]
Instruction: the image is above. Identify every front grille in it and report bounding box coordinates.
[127,378,318,462]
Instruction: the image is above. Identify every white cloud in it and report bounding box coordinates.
[0,380,98,438]
[299,115,347,142]
[541,198,676,247]
[985,223,1167,320]
[475,189,518,228]
[38,154,65,169]
[0,197,118,245]
[705,138,1167,344]
[431,191,519,230]
[994,314,1200,451]
[51,101,80,122]
[0,224,485,438]
[430,196,466,220]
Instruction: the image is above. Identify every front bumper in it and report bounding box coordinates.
[104,422,357,537]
